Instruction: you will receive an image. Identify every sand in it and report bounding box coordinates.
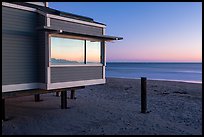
[2,78,202,135]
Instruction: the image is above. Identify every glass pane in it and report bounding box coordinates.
[86,40,101,64]
[51,37,85,65]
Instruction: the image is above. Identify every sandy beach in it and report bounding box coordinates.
[2,78,202,135]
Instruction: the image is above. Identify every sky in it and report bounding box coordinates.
[49,2,202,62]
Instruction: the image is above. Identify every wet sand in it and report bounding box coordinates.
[2,78,202,135]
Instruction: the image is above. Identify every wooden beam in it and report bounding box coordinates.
[2,89,53,99]
[56,91,60,97]
[34,94,42,102]
[141,77,147,113]
[70,90,76,99]
[2,98,6,121]
[2,86,85,99]
[61,90,67,109]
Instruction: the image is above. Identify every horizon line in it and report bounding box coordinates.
[107,61,202,63]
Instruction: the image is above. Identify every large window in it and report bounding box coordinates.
[50,36,101,65]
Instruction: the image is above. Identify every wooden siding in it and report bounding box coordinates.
[51,66,103,83]
[2,6,39,85]
[50,18,103,36]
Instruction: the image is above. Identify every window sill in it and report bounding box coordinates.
[50,64,103,67]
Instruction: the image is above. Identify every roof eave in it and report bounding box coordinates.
[38,26,123,41]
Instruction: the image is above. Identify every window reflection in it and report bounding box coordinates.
[51,37,85,65]
[50,36,102,65]
[86,41,101,64]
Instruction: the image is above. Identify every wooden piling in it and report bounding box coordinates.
[34,94,40,102]
[70,90,76,99]
[56,91,60,97]
[61,90,67,109]
[2,98,5,121]
[141,77,147,113]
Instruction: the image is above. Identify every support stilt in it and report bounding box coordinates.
[70,90,76,99]
[61,90,67,109]
[56,91,60,97]
[2,98,6,121]
[141,77,147,113]
[34,94,41,102]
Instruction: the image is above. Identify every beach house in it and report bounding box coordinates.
[2,2,122,120]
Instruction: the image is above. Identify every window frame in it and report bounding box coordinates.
[85,40,102,65]
[49,34,103,67]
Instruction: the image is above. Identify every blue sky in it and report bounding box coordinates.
[49,2,202,62]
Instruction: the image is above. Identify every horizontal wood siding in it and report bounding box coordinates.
[2,6,39,85]
[51,66,103,83]
[50,18,103,36]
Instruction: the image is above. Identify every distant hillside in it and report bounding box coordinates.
[51,58,79,64]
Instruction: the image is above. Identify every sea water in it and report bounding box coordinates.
[106,62,202,83]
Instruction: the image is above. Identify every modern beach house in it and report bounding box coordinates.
[2,2,122,120]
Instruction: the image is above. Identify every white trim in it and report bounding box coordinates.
[50,64,103,67]
[102,28,106,79]
[47,32,51,84]
[103,28,106,35]
[48,34,51,66]
[47,79,105,90]
[2,2,36,12]
[104,42,106,66]
[45,2,49,7]
[103,66,106,79]
[2,79,105,92]
[26,2,46,7]
[47,67,51,84]
[47,17,51,27]
[45,32,50,85]
[47,14,106,28]
[2,83,46,93]
[103,28,107,66]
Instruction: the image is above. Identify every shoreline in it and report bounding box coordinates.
[106,77,202,84]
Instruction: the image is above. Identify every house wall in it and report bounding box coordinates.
[37,14,47,84]
[51,66,103,83]
[2,6,39,85]
[50,18,103,36]
[2,3,106,92]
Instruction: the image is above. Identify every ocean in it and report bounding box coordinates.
[106,62,202,83]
